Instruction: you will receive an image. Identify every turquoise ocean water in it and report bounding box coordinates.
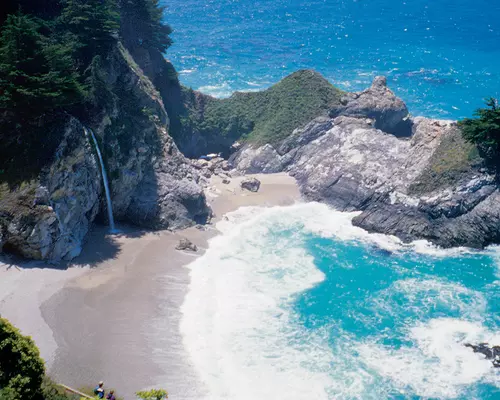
[164,0,500,119]
[181,204,500,399]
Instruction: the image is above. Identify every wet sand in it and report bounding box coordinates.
[0,173,300,399]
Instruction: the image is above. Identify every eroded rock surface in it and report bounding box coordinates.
[0,117,100,260]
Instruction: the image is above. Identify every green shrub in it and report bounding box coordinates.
[39,378,81,400]
[0,318,45,400]
[136,388,168,400]
[458,97,500,161]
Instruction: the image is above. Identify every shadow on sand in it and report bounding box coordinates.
[0,223,152,271]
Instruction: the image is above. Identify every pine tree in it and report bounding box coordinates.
[119,0,172,53]
[459,98,500,160]
[59,0,120,62]
[0,12,83,115]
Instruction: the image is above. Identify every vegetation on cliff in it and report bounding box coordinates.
[458,98,500,164]
[168,69,344,156]
[410,97,500,195]
[409,128,481,194]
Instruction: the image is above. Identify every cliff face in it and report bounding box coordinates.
[230,77,499,249]
[0,117,101,260]
[93,44,210,230]
[0,43,210,261]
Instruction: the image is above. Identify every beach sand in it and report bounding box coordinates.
[0,173,300,399]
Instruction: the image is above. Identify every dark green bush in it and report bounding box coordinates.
[458,98,500,161]
[0,12,83,114]
[0,318,45,400]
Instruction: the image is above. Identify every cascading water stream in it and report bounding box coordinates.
[85,127,116,232]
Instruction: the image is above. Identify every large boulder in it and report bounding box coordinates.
[229,144,285,174]
[175,238,198,252]
[329,76,412,136]
[240,177,261,192]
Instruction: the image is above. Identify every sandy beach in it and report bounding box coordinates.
[0,173,300,399]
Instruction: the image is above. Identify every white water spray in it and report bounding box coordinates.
[85,127,116,231]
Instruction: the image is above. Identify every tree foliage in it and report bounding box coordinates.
[59,0,120,62]
[119,0,172,53]
[0,12,83,114]
[0,318,45,400]
[136,389,168,400]
[458,98,500,161]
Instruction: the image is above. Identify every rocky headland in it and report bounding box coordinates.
[228,76,499,249]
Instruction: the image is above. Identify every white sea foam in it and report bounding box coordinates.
[181,204,333,399]
[180,203,499,399]
[197,83,233,98]
[359,318,500,399]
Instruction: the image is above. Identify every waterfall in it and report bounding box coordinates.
[85,127,116,232]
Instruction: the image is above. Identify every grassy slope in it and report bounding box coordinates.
[169,69,344,155]
[409,128,482,194]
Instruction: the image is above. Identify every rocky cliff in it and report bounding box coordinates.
[230,77,499,249]
[0,44,210,261]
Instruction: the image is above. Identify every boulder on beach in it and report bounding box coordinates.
[175,238,198,252]
[240,177,261,192]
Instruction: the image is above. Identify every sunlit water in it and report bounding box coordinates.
[164,0,500,119]
[181,203,500,399]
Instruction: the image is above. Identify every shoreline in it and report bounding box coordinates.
[0,173,301,399]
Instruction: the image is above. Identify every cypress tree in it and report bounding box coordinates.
[459,98,500,161]
[120,0,172,53]
[0,12,83,115]
[59,0,120,62]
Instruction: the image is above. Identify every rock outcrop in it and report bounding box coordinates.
[465,343,500,367]
[0,117,101,260]
[92,45,210,231]
[175,238,198,252]
[230,77,498,249]
[241,177,261,192]
[329,76,412,136]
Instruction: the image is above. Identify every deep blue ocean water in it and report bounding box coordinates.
[181,204,500,399]
[163,0,500,119]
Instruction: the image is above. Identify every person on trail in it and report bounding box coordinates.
[106,390,116,400]
[94,381,105,398]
